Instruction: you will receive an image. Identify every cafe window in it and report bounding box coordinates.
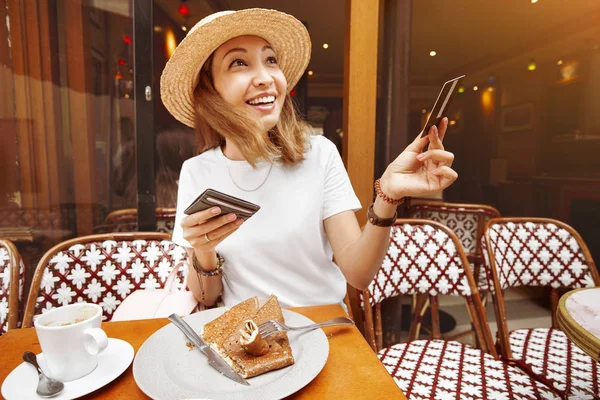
[0,1,199,288]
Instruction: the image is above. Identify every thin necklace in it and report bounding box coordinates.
[223,152,274,192]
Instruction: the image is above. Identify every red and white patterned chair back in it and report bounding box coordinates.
[360,219,495,355]
[363,220,477,309]
[0,239,26,334]
[407,202,500,260]
[408,202,500,292]
[483,218,599,292]
[22,232,189,327]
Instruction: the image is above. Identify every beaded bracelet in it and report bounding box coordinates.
[374,179,405,205]
[191,251,224,277]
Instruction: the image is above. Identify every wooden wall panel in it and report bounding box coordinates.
[343,0,380,335]
[7,0,37,209]
[6,0,66,212]
[23,0,52,209]
[64,0,96,235]
[343,0,380,226]
[0,0,20,206]
[38,0,64,207]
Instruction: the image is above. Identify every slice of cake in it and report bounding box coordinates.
[201,295,295,378]
[201,296,260,350]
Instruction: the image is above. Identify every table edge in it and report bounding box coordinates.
[557,287,600,361]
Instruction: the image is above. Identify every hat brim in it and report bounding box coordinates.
[160,8,311,128]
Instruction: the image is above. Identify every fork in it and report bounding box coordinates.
[258,316,354,338]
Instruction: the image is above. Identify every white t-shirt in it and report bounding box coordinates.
[171,135,361,308]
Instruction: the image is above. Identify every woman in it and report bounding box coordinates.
[163,9,457,308]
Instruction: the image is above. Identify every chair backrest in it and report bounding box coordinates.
[155,208,177,233]
[407,201,500,262]
[360,219,494,354]
[96,208,177,234]
[484,218,599,291]
[483,217,600,358]
[22,232,189,327]
[0,239,26,334]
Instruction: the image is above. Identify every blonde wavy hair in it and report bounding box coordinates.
[193,55,311,167]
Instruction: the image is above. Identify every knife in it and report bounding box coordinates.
[167,314,250,386]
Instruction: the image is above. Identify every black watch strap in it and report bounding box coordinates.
[367,203,397,227]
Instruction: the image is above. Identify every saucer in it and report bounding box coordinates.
[1,338,134,400]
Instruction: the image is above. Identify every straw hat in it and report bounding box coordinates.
[160,8,312,128]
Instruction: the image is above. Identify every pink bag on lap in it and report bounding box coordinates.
[112,266,198,321]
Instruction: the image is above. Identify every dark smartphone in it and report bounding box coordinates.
[420,75,466,138]
[183,188,260,220]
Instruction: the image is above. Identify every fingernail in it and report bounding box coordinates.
[236,219,244,226]
[212,207,221,214]
[227,213,237,221]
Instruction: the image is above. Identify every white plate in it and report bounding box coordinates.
[133,308,329,400]
[1,338,134,400]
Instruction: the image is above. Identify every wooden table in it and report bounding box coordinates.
[557,287,600,362]
[0,304,405,399]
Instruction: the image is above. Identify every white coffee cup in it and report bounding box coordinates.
[34,303,108,382]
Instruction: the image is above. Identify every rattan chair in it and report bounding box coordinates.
[484,217,600,399]
[22,232,190,327]
[0,239,26,334]
[360,219,559,399]
[407,202,501,343]
[93,208,177,234]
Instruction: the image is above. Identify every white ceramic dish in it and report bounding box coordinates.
[133,308,329,400]
[1,338,134,400]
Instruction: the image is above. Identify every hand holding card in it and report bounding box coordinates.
[180,189,258,251]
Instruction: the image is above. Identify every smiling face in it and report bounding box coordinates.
[211,35,287,131]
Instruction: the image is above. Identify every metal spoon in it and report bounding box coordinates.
[22,351,64,398]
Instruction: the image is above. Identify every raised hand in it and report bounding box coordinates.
[180,207,243,252]
[379,117,458,200]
